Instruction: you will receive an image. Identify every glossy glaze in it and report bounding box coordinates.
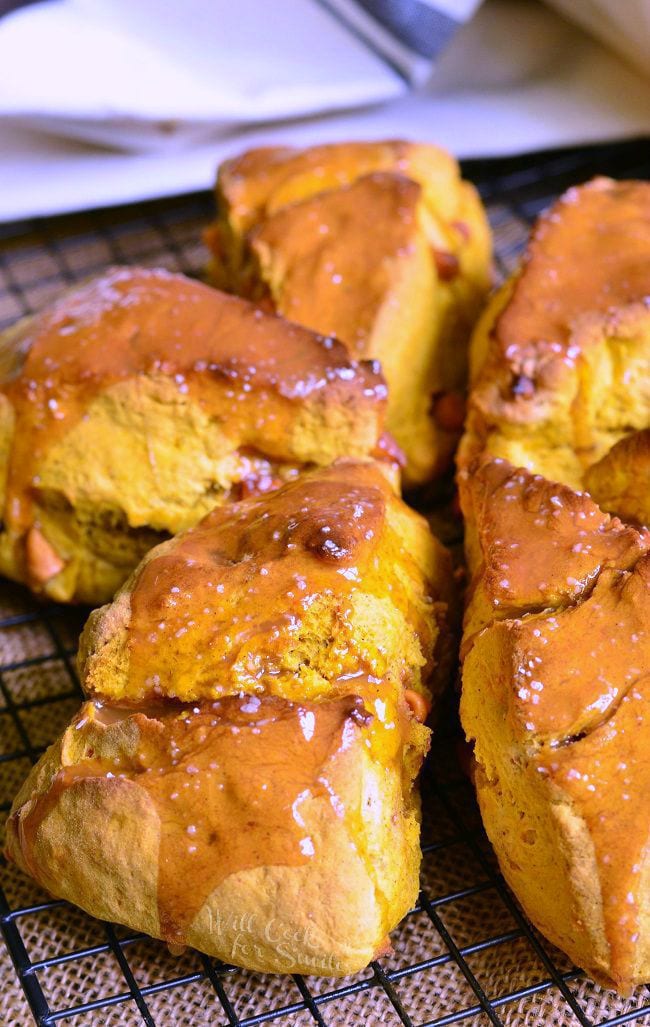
[538,674,650,983]
[465,460,649,619]
[512,557,650,741]
[19,694,368,944]
[119,463,434,749]
[0,266,385,541]
[495,179,650,390]
[251,173,421,357]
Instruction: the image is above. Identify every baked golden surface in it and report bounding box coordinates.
[79,460,455,714]
[459,179,650,992]
[205,140,492,485]
[459,459,650,993]
[461,178,650,505]
[7,460,456,974]
[0,266,390,604]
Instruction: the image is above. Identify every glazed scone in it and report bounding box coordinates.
[461,178,650,505]
[205,140,492,485]
[6,460,457,975]
[0,266,391,604]
[7,694,424,975]
[79,461,457,711]
[459,458,650,993]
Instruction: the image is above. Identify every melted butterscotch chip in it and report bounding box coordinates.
[18,694,368,944]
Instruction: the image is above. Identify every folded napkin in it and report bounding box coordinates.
[1,0,650,221]
[0,0,483,151]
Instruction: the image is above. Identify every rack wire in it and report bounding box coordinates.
[1,137,650,1027]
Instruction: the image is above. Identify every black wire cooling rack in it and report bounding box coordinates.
[1,138,650,1027]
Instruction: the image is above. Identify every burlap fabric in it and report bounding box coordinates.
[2,143,650,1025]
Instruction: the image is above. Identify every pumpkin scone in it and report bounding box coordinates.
[459,457,650,993]
[0,266,391,604]
[460,178,650,509]
[204,140,492,485]
[6,460,458,975]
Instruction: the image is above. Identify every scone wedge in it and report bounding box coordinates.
[460,458,650,993]
[7,460,457,975]
[0,266,390,603]
[205,140,492,484]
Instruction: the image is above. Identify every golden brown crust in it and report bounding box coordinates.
[6,696,428,975]
[460,180,650,501]
[459,178,650,993]
[205,140,492,485]
[460,459,650,991]
[7,460,455,975]
[0,266,389,603]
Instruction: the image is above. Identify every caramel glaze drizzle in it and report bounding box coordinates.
[33,463,433,938]
[15,468,434,945]
[18,694,369,945]
[248,173,421,358]
[118,463,435,750]
[0,266,385,549]
[494,179,650,390]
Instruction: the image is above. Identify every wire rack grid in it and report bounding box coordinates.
[1,138,650,1027]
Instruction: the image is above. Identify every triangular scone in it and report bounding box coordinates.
[459,458,650,992]
[0,266,390,603]
[205,140,492,485]
[7,460,457,975]
[461,179,650,499]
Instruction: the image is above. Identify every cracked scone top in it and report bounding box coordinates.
[460,459,650,992]
[205,140,492,485]
[0,266,391,603]
[461,177,650,518]
[79,460,456,724]
[7,460,458,974]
